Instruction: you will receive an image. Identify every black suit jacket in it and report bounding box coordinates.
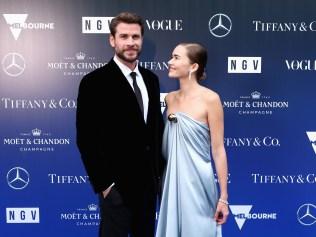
[76,59,164,207]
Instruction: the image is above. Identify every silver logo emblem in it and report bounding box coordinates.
[7,167,30,190]
[3,14,28,40]
[306,131,316,155]
[208,13,232,38]
[2,52,26,77]
[297,203,316,226]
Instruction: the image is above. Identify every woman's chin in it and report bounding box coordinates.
[168,73,177,78]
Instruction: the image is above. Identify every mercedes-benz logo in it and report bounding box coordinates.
[297,203,316,226]
[7,167,30,190]
[2,52,26,77]
[208,13,232,38]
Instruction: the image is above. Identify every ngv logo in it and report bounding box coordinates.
[228,57,262,73]
[306,131,316,155]
[6,207,40,223]
[82,17,114,33]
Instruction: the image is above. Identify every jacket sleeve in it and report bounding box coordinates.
[76,76,113,193]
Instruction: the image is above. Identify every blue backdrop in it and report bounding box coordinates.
[1,0,316,236]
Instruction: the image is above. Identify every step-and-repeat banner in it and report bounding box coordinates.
[1,0,315,236]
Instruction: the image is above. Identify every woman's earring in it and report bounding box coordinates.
[189,70,192,80]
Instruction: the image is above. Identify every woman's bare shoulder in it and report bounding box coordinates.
[201,87,221,103]
[165,90,179,103]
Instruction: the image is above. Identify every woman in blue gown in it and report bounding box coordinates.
[156,43,229,237]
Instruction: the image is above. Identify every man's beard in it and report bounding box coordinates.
[116,48,141,63]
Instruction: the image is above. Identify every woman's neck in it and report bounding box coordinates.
[178,77,200,97]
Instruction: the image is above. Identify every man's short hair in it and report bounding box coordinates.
[110,12,144,36]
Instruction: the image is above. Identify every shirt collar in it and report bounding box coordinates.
[113,55,141,78]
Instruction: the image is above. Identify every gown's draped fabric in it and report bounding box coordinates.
[155,112,222,237]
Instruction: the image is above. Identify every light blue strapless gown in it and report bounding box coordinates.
[155,112,222,237]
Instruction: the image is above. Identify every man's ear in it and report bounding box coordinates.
[109,35,115,47]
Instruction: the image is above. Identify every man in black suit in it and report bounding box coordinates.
[76,12,164,237]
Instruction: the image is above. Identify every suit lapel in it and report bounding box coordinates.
[108,59,135,96]
[139,68,154,126]
[109,59,147,125]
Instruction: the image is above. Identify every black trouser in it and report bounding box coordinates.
[99,187,156,237]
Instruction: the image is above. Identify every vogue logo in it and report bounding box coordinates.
[145,19,183,31]
[285,59,316,71]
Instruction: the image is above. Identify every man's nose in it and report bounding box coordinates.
[126,36,135,45]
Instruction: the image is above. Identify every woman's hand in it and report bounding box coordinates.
[214,200,229,224]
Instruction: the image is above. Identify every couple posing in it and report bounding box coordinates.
[76,12,229,237]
